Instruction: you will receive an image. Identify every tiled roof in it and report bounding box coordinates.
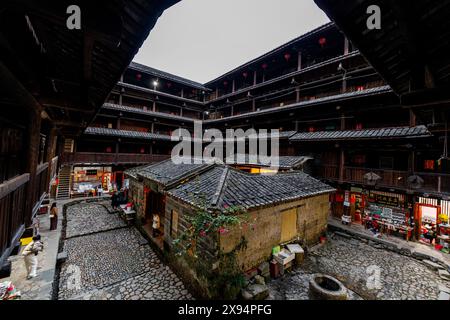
[84,127,175,141]
[226,155,313,169]
[167,165,335,211]
[289,125,431,142]
[136,159,212,186]
[129,62,210,91]
[102,103,196,123]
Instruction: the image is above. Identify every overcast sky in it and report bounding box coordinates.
[133,0,330,84]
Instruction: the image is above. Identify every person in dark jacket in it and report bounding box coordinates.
[49,203,58,231]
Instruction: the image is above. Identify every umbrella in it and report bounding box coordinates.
[364,172,382,186]
[407,175,424,189]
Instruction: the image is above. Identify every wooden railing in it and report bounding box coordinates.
[61,152,170,165]
[318,164,450,195]
[0,174,29,264]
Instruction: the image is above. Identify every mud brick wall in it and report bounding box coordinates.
[220,193,331,271]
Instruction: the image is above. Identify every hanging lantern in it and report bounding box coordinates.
[223,80,228,86]
[262,63,268,70]
[242,72,248,78]
[136,73,142,81]
[166,82,172,88]
[319,37,327,48]
[284,53,291,61]
[140,147,145,154]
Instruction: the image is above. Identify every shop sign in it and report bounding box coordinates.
[344,191,350,207]
[351,187,363,193]
[370,193,399,207]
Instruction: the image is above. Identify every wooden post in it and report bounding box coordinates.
[409,109,416,127]
[25,109,42,225]
[344,37,350,55]
[252,99,256,112]
[152,100,156,112]
[297,51,302,71]
[181,88,184,98]
[296,88,300,103]
[232,79,236,93]
[117,116,121,130]
[253,71,257,86]
[339,149,345,183]
[340,113,346,130]
[45,127,58,186]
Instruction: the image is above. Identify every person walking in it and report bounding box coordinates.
[22,235,44,280]
[49,202,58,231]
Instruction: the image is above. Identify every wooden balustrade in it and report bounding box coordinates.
[318,164,450,195]
[0,174,29,263]
[61,152,170,165]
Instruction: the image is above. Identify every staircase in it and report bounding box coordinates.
[56,165,72,200]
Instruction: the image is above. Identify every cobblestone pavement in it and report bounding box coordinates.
[58,202,192,300]
[268,234,448,300]
[65,203,126,238]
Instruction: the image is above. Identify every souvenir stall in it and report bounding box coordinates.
[363,191,413,240]
[417,198,449,252]
[71,167,113,197]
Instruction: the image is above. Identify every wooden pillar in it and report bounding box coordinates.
[344,37,350,55]
[25,109,42,225]
[339,149,345,183]
[252,99,256,112]
[232,79,236,93]
[297,51,302,71]
[117,116,121,130]
[296,88,300,103]
[45,127,58,185]
[151,122,155,133]
[253,71,257,86]
[215,87,219,99]
[409,109,416,127]
[340,113,346,130]
[231,105,234,116]
[180,107,183,117]
[152,100,156,112]
[181,88,184,98]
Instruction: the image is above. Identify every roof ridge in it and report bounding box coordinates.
[211,166,230,207]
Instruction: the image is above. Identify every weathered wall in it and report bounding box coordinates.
[220,193,331,271]
[160,193,331,297]
[128,177,144,219]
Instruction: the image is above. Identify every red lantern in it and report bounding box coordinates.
[223,80,228,86]
[308,126,315,133]
[242,72,248,78]
[284,53,291,61]
[319,37,327,48]
[136,73,142,80]
[166,82,172,88]
[106,147,112,153]
[262,63,268,70]
[140,147,145,154]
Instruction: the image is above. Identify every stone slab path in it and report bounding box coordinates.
[57,201,192,300]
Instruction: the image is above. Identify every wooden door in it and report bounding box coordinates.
[281,208,298,243]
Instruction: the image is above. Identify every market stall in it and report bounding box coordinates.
[363,191,413,240]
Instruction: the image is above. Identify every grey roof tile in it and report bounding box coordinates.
[167,165,335,211]
[290,125,431,142]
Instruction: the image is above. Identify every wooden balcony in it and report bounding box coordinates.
[61,152,170,165]
[318,164,450,195]
[0,174,29,265]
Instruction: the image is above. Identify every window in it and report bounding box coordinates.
[171,209,179,238]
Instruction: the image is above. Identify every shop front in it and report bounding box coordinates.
[416,197,450,253]
[72,166,113,197]
[363,191,413,240]
[331,187,366,224]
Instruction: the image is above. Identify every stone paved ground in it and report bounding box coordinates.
[268,233,449,300]
[57,202,192,300]
[65,202,126,238]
